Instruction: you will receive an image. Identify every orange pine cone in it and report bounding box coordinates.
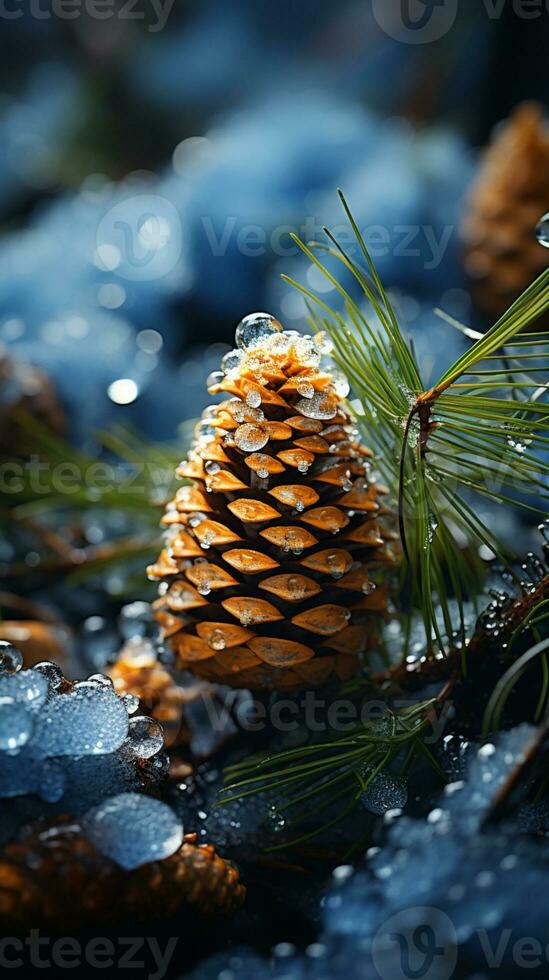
[461,102,549,321]
[109,639,195,748]
[0,819,245,930]
[148,315,395,692]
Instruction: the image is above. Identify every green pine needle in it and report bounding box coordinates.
[285,190,549,656]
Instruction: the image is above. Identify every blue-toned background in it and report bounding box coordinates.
[0,0,547,442]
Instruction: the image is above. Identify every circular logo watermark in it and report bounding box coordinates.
[96,194,182,282]
[372,0,458,44]
[372,906,458,980]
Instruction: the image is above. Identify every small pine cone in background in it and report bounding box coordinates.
[0,820,245,930]
[148,314,396,692]
[0,347,65,450]
[109,639,193,748]
[461,102,549,321]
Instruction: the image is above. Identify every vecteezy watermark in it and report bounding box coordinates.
[0,932,178,978]
[372,0,549,45]
[372,907,458,980]
[372,0,458,45]
[169,692,453,741]
[371,906,549,979]
[96,194,183,282]
[0,0,176,32]
[0,456,173,497]
[200,216,455,271]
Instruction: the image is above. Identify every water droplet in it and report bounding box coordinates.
[208,629,226,651]
[295,392,337,421]
[33,661,63,689]
[265,805,287,833]
[207,371,224,390]
[125,716,164,759]
[535,212,549,248]
[0,642,23,674]
[82,793,183,870]
[234,423,269,453]
[122,693,140,715]
[235,313,282,350]
[297,381,315,399]
[332,371,350,398]
[246,390,262,409]
[188,512,207,528]
[221,349,243,373]
[360,770,408,815]
[314,331,334,355]
[205,460,220,475]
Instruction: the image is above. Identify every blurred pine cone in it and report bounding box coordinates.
[0,347,65,449]
[461,102,549,321]
[109,638,196,748]
[148,314,395,692]
[0,820,245,930]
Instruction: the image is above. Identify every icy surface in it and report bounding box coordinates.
[188,725,549,980]
[82,792,183,870]
[0,653,165,807]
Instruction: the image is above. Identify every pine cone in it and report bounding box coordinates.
[0,820,245,930]
[148,314,395,692]
[0,346,65,450]
[109,638,197,748]
[461,102,549,321]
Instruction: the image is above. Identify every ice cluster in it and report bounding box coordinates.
[0,642,167,822]
[82,792,183,870]
[188,725,549,980]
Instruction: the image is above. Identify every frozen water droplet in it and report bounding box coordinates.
[246,389,262,409]
[314,331,334,354]
[0,642,23,674]
[205,460,220,475]
[208,629,226,651]
[294,335,321,368]
[234,423,269,453]
[125,716,164,758]
[297,458,310,474]
[332,371,350,398]
[33,661,64,690]
[360,771,408,816]
[188,512,207,528]
[206,370,224,389]
[535,213,549,247]
[506,434,527,453]
[297,381,315,399]
[235,312,282,350]
[295,392,337,421]
[82,793,183,870]
[265,805,287,833]
[122,693,140,715]
[88,674,114,688]
[221,349,243,373]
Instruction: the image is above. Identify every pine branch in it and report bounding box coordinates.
[285,190,549,656]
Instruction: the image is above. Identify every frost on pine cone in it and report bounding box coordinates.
[0,821,245,929]
[461,102,549,321]
[148,314,395,692]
